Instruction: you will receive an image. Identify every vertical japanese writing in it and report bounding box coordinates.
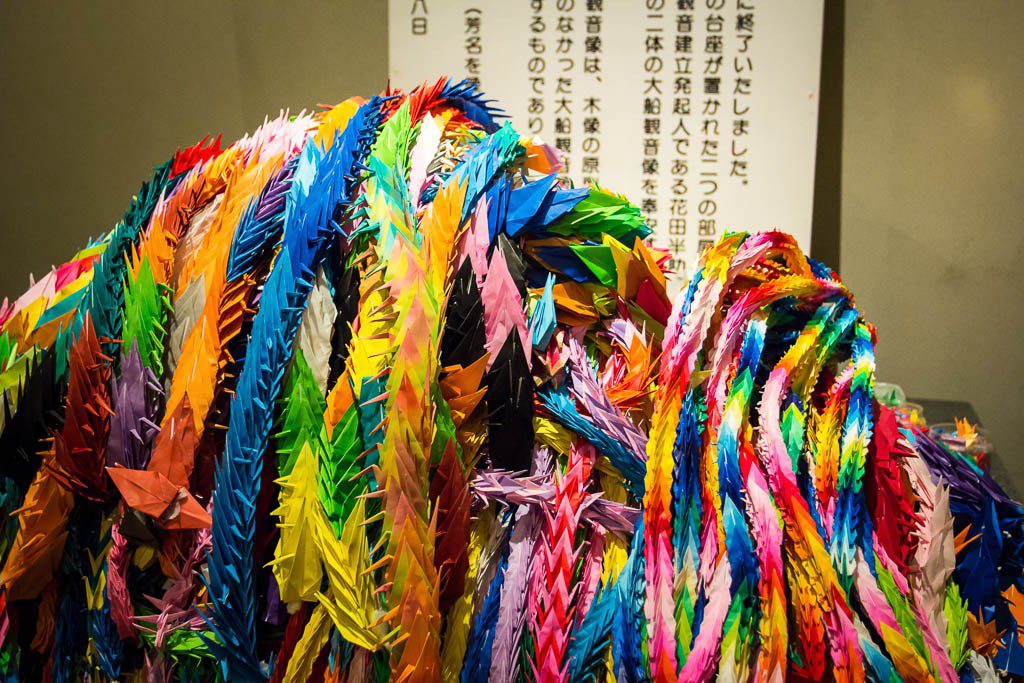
[464,8,482,87]
[580,0,603,186]
[641,0,666,234]
[698,0,725,255]
[390,0,823,295]
[410,0,429,35]
[732,1,754,189]
[669,0,694,275]
[553,0,576,174]
[527,1,548,136]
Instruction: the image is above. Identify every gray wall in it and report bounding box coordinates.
[0,2,1020,483]
[841,2,1023,485]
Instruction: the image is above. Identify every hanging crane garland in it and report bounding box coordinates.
[0,78,1020,682]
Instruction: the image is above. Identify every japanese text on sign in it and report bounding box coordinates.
[390,0,823,288]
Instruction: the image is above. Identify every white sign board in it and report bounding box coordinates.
[389,0,823,284]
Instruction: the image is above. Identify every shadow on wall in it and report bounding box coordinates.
[811,0,843,269]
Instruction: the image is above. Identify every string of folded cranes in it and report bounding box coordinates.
[0,78,1020,681]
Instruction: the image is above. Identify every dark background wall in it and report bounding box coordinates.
[838,1,1023,488]
[1,1,1020,486]
[0,0,388,294]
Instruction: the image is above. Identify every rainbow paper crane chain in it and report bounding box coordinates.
[0,78,1021,682]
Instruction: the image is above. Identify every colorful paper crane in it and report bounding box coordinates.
[0,77,1020,682]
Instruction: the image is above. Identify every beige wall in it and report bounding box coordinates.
[0,2,1020,483]
[842,2,1023,483]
